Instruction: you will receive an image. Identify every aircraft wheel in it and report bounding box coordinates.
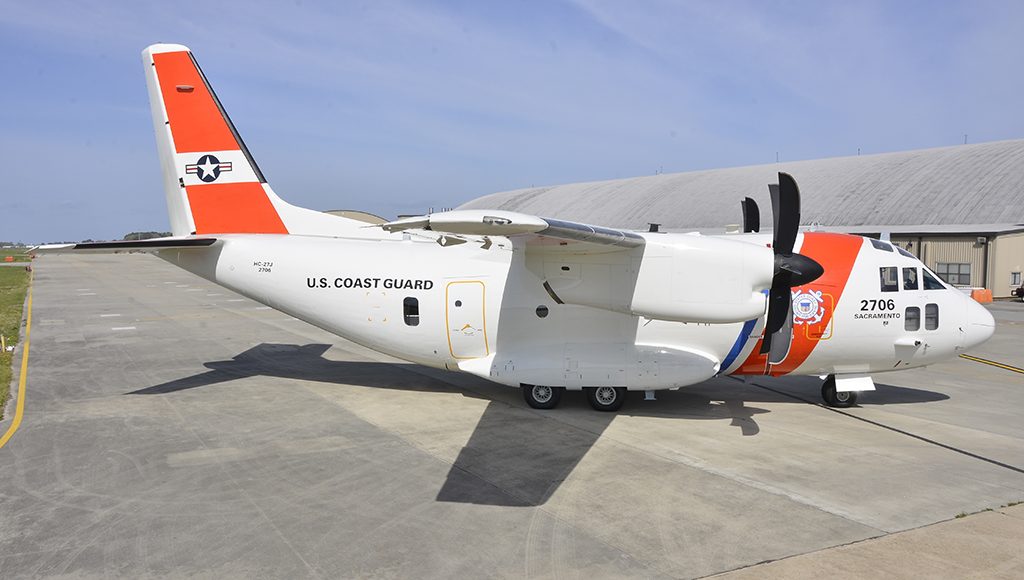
[821,375,857,408]
[522,384,562,409]
[586,386,626,412]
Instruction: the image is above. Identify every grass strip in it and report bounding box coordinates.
[0,248,32,263]
[0,265,31,419]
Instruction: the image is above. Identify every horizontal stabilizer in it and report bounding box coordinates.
[33,237,218,254]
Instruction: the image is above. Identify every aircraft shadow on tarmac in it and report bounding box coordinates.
[128,343,949,507]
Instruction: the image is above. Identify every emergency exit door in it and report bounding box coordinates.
[446,281,489,359]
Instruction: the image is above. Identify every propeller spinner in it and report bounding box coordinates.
[759,173,824,363]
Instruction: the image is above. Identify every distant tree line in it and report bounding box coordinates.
[32,232,173,245]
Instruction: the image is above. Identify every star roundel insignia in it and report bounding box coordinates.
[185,154,233,183]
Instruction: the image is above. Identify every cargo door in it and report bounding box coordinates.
[446,281,489,359]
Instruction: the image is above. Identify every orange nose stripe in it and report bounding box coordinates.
[735,232,862,375]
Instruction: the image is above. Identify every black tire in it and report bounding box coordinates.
[522,384,562,409]
[585,386,626,412]
[821,375,858,408]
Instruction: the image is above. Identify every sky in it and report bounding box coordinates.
[1,0,1023,243]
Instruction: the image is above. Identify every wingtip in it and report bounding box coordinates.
[143,43,191,57]
[31,243,76,254]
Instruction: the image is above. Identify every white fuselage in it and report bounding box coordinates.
[158,229,994,392]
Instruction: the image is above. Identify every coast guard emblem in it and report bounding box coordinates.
[792,289,825,325]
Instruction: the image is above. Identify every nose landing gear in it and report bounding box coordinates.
[821,374,858,407]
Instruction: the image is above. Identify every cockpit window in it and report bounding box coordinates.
[870,239,894,252]
[902,267,919,291]
[880,266,899,292]
[922,269,945,290]
[897,246,915,258]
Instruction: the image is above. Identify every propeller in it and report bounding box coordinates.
[759,173,825,363]
[740,197,760,233]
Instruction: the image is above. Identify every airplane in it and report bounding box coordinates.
[38,44,996,412]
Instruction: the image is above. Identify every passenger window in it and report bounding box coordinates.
[870,239,894,252]
[902,267,919,291]
[905,306,921,331]
[925,303,939,330]
[403,297,419,326]
[922,269,945,290]
[879,267,899,292]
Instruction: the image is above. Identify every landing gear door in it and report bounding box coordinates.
[446,281,489,359]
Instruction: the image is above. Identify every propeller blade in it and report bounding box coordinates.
[766,277,792,335]
[741,197,760,233]
[760,281,791,354]
[760,331,772,357]
[770,173,800,255]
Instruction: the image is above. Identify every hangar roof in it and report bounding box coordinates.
[459,139,1024,232]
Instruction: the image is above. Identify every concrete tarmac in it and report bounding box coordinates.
[1,254,1022,578]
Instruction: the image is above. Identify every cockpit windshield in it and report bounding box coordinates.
[870,239,893,252]
[922,268,946,290]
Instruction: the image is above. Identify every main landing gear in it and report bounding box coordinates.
[586,386,626,412]
[522,384,563,409]
[821,374,858,408]
[521,385,627,412]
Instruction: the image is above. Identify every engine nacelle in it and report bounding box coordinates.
[540,234,773,324]
[629,235,773,323]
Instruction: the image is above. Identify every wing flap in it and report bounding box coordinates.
[380,209,644,249]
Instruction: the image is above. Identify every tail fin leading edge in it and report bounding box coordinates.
[144,44,287,236]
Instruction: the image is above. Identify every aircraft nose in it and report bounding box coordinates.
[964,298,995,349]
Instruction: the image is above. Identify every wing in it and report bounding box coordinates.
[384,208,773,324]
[380,210,644,250]
[33,237,218,254]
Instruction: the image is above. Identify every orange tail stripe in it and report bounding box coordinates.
[186,183,288,234]
[735,232,862,375]
[153,51,239,154]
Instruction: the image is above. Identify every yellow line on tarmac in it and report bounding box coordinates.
[959,353,1024,375]
[0,273,33,449]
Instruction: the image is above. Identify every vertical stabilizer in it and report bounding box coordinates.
[142,44,399,239]
[144,44,287,236]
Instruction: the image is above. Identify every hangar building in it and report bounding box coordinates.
[460,139,1024,297]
